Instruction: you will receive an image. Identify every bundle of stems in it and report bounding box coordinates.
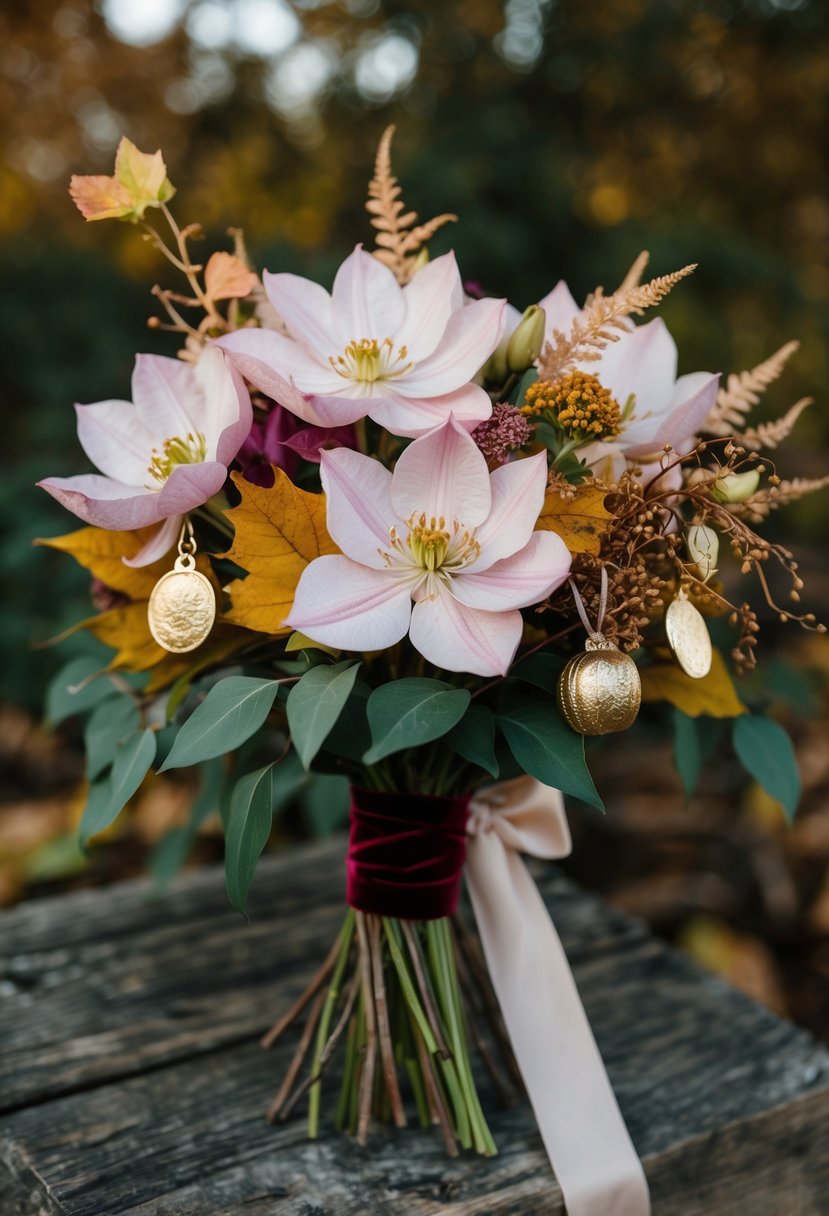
[261,908,523,1154]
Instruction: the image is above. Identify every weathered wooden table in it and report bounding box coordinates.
[1,837,828,1215]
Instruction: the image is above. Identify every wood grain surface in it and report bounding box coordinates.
[1,837,828,1215]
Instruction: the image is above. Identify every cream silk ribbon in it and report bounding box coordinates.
[466,777,651,1216]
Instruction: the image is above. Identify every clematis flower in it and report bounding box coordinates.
[513,280,719,483]
[216,245,505,439]
[38,346,252,566]
[286,416,571,676]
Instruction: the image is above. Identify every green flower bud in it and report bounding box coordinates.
[506,305,547,373]
[710,469,761,504]
[685,524,719,581]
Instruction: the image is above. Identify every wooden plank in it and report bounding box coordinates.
[0,844,643,1113]
[1,839,828,1214]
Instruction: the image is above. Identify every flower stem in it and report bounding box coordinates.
[307,908,355,1137]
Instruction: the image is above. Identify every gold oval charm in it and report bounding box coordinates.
[148,561,216,654]
[557,635,641,736]
[666,593,712,679]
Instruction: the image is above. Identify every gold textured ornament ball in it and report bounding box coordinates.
[557,635,642,736]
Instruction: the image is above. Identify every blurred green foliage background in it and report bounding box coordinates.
[2,0,828,710]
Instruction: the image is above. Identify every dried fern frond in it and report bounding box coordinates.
[537,263,696,381]
[366,126,457,285]
[704,341,799,435]
[736,474,829,522]
[741,397,812,450]
[615,250,649,295]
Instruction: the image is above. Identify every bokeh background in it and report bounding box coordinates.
[2,0,828,1037]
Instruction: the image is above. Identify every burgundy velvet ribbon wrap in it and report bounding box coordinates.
[345,785,470,920]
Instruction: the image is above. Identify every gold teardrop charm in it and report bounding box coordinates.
[558,633,642,736]
[147,522,216,654]
[665,587,712,679]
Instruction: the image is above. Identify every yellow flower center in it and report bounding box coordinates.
[329,338,414,385]
[522,372,622,440]
[146,432,207,487]
[384,513,481,595]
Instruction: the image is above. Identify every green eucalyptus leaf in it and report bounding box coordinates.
[159,677,281,771]
[286,661,361,769]
[509,651,566,694]
[363,678,471,764]
[497,702,603,810]
[733,714,801,822]
[79,728,157,846]
[224,763,276,916]
[84,695,140,780]
[46,655,117,726]
[448,704,499,778]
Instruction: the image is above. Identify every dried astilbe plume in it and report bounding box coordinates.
[536,256,696,383]
[703,341,805,442]
[731,474,829,524]
[366,126,457,285]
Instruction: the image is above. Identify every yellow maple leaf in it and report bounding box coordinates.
[37,525,173,600]
[640,648,746,718]
[69,136,175,223]
[223,470,338,635]
[535,483,611,555]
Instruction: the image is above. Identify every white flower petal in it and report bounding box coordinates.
[471,452,548,570]
[400,296,506,395]
[366,384,492,438]
[286,555,413,650]
[122,513,183,568]
[75,399,156,487]
[453,532,570,611]
[595,318,677,425]
[263,269,339,352]
[391,416,491,528]
[192,347,252,466]
[538,280,581,340]
[320,448,395,569]
[400,252,464,361]
[409,590,522,676]
[331,245,406,341]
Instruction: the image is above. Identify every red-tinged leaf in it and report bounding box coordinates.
[69,174,134,221]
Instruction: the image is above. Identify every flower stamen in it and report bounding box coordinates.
[146,432,207,487]
[329,337,414,385]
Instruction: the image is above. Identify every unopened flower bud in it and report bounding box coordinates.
[481,332,511,385]
[710,468,760,504]
[685,524,719,581]
[411,247,430,273]
[506,305,546,373]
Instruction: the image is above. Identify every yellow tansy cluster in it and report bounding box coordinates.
[522,372,622,440]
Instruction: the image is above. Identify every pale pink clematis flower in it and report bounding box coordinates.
[38,347,252,566]
[508,280,719,483]
[216,245,505,439]
[286,416,571,676]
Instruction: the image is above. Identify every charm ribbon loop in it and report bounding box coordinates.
[466,777,651,1216]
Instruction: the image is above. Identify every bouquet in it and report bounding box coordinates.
[38,128,826,1214]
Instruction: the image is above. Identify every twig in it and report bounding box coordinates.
[261,931,343,1048]
[400,920,452,1059]
[413,1018,459,1157]
[355,913,378,1145]
[265,989,326,1122]
[368,915,407,1128]
[454,944,519,1108]
[277,972,360,1122]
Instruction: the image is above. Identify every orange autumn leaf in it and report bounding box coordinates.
[535,483,611,555]
[204,252,259,301]
[69,136,175,223]
[640,648,746,718]
[222,469,338,635]
[84,602,170,672]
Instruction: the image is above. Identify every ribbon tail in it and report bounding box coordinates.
[466,832,650,1216]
